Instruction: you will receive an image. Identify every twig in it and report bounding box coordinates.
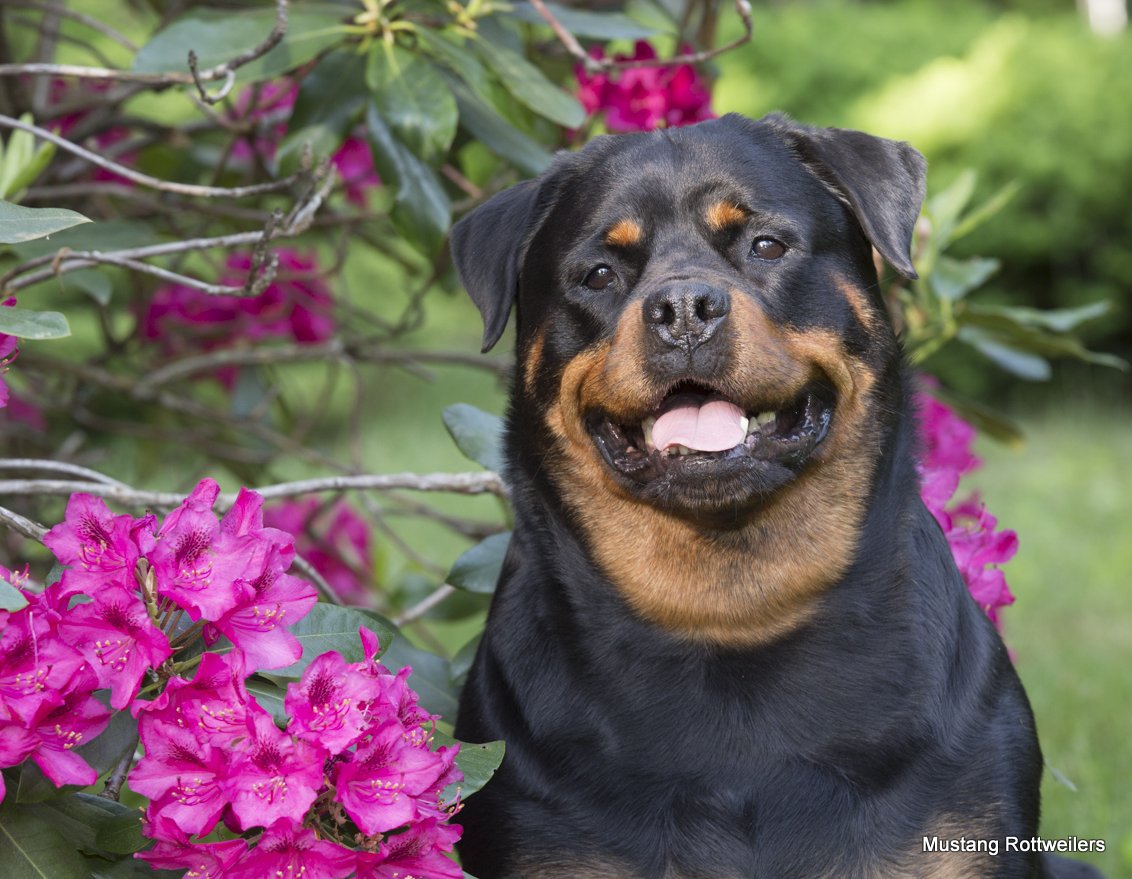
[0,472,509,509]
[0,113,302,198]
[0,458,130,487]
[291,553,345,605]
[393,584,457,627]
[0,505,48,541]
[99,738,139,801]
[526,0,594,71]
[189,0,288,105]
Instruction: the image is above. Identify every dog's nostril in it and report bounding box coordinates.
[662,303,677,326]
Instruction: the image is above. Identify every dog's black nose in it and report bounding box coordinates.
[643,284,730,351]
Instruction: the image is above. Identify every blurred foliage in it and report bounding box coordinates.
[713,0,1132,399]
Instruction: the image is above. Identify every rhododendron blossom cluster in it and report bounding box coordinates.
[916,388,1018,625]
[0,298,18,411]
[575,41,715,132]
[0,479,465,878]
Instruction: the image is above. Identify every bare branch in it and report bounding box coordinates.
[393,584,457,627]
[1,1,139,52]
[0,505,48,542]
[526,0,596,72]
[291,553,345,605]
[0,472,509,509]
[189,0,288,105]
[0,459,130,487]
[0,113,302,198]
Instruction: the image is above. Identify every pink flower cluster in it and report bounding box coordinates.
[265,499,375,606]
[575,41,715,133]
[133,631,462,879]
[143,249,335,384]
[0,299,16,411]
[916,388,1018,626]
[0,479,317,799]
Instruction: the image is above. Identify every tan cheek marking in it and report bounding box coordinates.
[705,200,748,232]
[544,299,883,647]
[836,272,881,333]
[604,219,644,248]
[873,813,1004,879]
[523,328,546,397]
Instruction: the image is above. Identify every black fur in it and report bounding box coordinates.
[450,114,1102,879]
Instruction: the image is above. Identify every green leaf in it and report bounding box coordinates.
[365,102,451,255]
[928,255,999,302]
[509,1,658,39]
[448,532,510,595]
[928,386,1025,449]
[948,180,1021,243]
[0,577,28,611]
[960,306,1129,371]
[9,219,161,260]
[415,29,492,95]
[266,603,397,678]
[65,269,114,306]
[435,731,504,799]
[957,326,1051,381]
[131,6,347,83]
[277,49,369,175]
[442,403,505,473]
[0,306,71,340]
[925,169,976,245]
[0,116,56,199]
[24,794,139,859]
[94,808,148,855]
[381,638,458,720]
[448,78,552,176]
[246,675,289,725]
[366,43,458,167]
[473,40,585,128]
[0,200,91,244]
[0,800,91,879]
[965,300,1111,333]
[450,633,481,689]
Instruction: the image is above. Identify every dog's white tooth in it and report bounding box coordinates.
[677,444,693,456]
[739,415,750,435]
[756,410,777,427]
[642,416,657,452]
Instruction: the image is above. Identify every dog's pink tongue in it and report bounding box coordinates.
[651,396,746,452]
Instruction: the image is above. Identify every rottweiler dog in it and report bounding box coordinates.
[449,114,1102,879]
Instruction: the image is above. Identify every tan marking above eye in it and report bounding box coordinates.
[705,201,748,231]
[604,219,644,248]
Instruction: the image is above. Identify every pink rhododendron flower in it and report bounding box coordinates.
[131,650,250,741]
[56,584,172,709]
[1,298,19,410]
[576,41,715,133]
[356,818,463,879]
[27,684,111,788]
[43,493,155,597]
[130,718,230,836]
[331,135,381,206]
[915,384,1017,627]
[285,649,382,752]
[0,584,86,720]
[224,709,327,830]
[139,834,248,879]
[265,498,375,605]
[227,822,355,879]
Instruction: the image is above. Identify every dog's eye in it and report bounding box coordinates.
[751,238,787,261]
[584,265,617,290]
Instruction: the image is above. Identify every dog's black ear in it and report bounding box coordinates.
[764,113,926,279]
[450,178,546,353]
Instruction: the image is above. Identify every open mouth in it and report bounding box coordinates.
[587,380,835,491]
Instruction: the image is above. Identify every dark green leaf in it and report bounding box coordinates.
[246,675,289,725]
[929,255,999,302]
[957,326,1051,381]
[0,306,70,340]
[72,703,137,780]
[0,201,90,244]
[509,1,658,39]
[960,306,1128,371]
[925,169,976,245]
[9,219,161,259]
[0,800,91,879]
[25,794,139,859]
[442,403,505,473]
[448,532,510,595]
[365,103,451,255]
[277,49,369,175]
[415,29,491,95]
[132,6,347,83]
[473,41,585,128]
[0,577,28,611]
[450,633,482,689]
[251,603,397,678]
[435,731,504,799]
[448,78,552,176]
[66,269,113,306]
[381,638,458,720]
[366,43,457,167]
[948,180,1021,243]
[94,808,148,855]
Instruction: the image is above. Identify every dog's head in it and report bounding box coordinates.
[452,114,926,644]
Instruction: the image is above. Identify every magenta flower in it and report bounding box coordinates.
[331,135,381,206]
[0,328,15,411]
[333,718,451,835]
[132,650,250,742]
[130,717,230,836]
[575,41,715,133]
[227,821,355,879]
[285,649,381,752]
[915,384,1017,627]
[0,587,86,720]
[355,818,463,879]
[265,498,375,605]
[27,685,111,788]
[43,493,155,598]
[0,724,39,801]
[224,709,327,830]
[56,584,172,709]
[139,835,248,879]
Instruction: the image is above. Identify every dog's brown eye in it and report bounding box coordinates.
[584,265,616,290]
[751,238,787,261]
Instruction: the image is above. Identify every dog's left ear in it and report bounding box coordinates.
[450,177,547,353]
[764,113,927,279]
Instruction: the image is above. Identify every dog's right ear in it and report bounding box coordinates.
[450,178,546,353]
